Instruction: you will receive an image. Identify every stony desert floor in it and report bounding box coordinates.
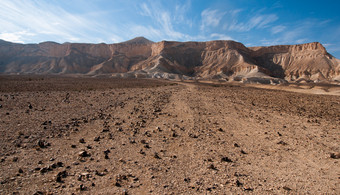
[0,76,339,194]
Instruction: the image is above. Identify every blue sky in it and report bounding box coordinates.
[1,0,340,57]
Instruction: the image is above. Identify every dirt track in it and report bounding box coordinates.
[0,76,339,194]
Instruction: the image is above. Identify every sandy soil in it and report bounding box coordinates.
[0,76,339,194]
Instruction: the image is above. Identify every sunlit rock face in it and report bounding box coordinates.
[0,38,339,83]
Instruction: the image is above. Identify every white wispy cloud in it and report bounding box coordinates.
[0,0,123,43]
[200,9,225,31]
[137,1,190,41]
[210,33,233,41]
[228,14,278,32]
[0,31,35,43]
[140,3,152,17]
[271,25,286,34]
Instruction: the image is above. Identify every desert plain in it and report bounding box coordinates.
[0,76,339,194]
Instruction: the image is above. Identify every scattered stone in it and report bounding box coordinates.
[240,150,247,154]
[104,149,110,159]
[78,150,90,157]
[283,186,292,191]
[56,171,67,183]
[208,164,217,170]
[221,157,233,162]
[71,144,76,148]
[13,157,18,162]
[79,184,86,191]
[218,128,224,132]
[244,187,254,191]
[28,103,33,109]
[42,121,52,125]
[37,140,50,148]
[277,132,282,136]
[50,158,55,161]
[277,141,288,145]
[79,138,85,143]
[95,169,107,176]
[94,136,100,142]
[56,162,64,167]
[234,143,240,147]
[154,152,161,159]
[18,168,23,173]
[40,167,49,174]
[33,191,44,195]
[129,138,136,144]
[0,104,2,108]
[115,182,122,187]
[236,180,243,187]
[330,152,340,159]
[140,140,147,144]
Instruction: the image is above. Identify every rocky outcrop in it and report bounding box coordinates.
[0,37,339,83]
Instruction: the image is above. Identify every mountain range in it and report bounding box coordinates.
[0,37,339,84]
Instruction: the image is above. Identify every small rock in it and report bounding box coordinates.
[154,152,161,159]
[277,141,288,145]
[234,143,240,147]
[37,140,50,148]
[221,157,233,162]
[57,162,64,167]
[330,152,340,159]
[236,180,243,187]
[18,168,23,173]
[244,187,253,191]
[13,157,18,162]
[56,171,67,183]
[283,186,292,191]
[78,150,90,157]
[208,164,217,170]
[79,138,85,143]
[80,184,86,191]
[40,167,49,174]
[94,136,100,142]
[115,182,121,187]
[71,144,76,148]
[28,103,33,109]
[240,150,247,154]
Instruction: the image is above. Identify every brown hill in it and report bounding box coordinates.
[0,38,339,83]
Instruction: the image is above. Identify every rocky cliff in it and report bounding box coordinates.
[0,37,339,83]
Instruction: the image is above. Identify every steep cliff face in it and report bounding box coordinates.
[249,42,340,82]
[0,37,153,74]
[0,38,339,83]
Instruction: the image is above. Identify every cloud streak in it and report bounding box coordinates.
[200,9,225,31]
[228,14,278,32]
[0,0,124,43]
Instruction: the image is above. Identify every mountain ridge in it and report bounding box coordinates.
[0,37,339,84]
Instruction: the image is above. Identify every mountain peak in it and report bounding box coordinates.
[122,37,153,44]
